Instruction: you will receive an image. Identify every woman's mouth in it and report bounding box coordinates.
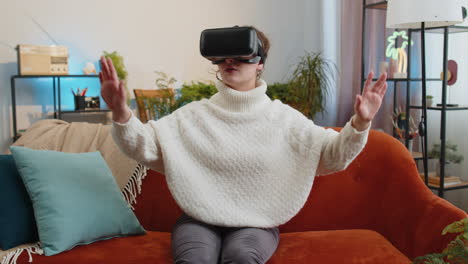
[225,67,237,73]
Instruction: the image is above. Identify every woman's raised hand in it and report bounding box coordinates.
[353,71,388,131]
[99,56,130,123]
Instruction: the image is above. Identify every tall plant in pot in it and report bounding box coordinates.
[287,51,337,120]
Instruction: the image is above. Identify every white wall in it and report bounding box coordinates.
[0,0,341,153]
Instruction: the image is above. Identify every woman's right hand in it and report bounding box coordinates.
[99,56,131,123]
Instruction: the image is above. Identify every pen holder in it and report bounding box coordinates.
[74,96,86,111]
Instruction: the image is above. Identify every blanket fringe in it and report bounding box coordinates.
[122,163,148,210]
[1,243,43,264]
[0,165,148,264]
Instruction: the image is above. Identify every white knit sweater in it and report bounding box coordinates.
[111,79,370,228]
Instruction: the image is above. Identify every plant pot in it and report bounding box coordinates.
[426,98,433,107]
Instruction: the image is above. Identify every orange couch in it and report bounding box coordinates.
[15,129,467,263]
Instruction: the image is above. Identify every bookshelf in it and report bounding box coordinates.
[11,74,110,141]
[362,0,468,197]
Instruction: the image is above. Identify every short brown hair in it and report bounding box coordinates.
[249,26,271,65]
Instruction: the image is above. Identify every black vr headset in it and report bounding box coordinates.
[200,26,266,65]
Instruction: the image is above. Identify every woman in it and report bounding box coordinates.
[99,26,387,264]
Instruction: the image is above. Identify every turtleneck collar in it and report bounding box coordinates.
[208,79,271,113]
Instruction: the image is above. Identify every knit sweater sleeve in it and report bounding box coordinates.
[111,111,162,169]
[289,111,370,176]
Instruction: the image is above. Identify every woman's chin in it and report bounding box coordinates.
[221,75,239,85]
[220,74,255,90]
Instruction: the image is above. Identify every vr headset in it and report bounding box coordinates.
[200,26,266,64]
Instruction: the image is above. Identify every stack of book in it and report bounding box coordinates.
[420,172,462,187]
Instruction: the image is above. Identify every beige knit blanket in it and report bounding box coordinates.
[6,118,146,190]
[2,119,149,264]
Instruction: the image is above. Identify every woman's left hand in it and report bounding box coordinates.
[353,71,388,131]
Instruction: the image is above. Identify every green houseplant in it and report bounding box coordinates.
[143,89,177,121]
[154,71,177,90]
[429,141,464,177]
[266,82,299,103]
[429,141,464,164]
[287,51,337,120]
[142,73,217,121]
[141,71,179,120]
[102,51,131,105]
[413,218,468,264]
[176,81,217,108]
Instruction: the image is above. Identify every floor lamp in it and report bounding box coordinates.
[385,0,466,186]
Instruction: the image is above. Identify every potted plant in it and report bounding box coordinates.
[413,218,467,264]
[141,71,178,120]
[102,51,131,106]
[143,89,177,120]
[426,95,434,107]
[142,74,217,121]
[287,51,337,120]
[430,141,464,177]
[154,71,177,90]
[266,82,299,103]
[175,81,217,108]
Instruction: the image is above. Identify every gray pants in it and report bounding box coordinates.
[171,213,280,264]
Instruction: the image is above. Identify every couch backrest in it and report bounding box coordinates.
[133,168,183,232]
[132,129,440,233]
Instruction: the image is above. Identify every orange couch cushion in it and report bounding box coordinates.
[18,229,410,264]
[270,229,411,263]
[16,232,172,264]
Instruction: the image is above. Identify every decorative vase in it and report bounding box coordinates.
[379,61,389,76]
[407,139,414,152]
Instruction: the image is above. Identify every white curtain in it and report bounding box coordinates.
[311,0,341,127]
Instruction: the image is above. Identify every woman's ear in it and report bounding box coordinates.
[257,63,264,71]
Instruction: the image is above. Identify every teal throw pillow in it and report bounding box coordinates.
[9,146,146,256]
[0,155,39,250]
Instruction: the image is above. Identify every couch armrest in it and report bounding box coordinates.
[371,132,467,260]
